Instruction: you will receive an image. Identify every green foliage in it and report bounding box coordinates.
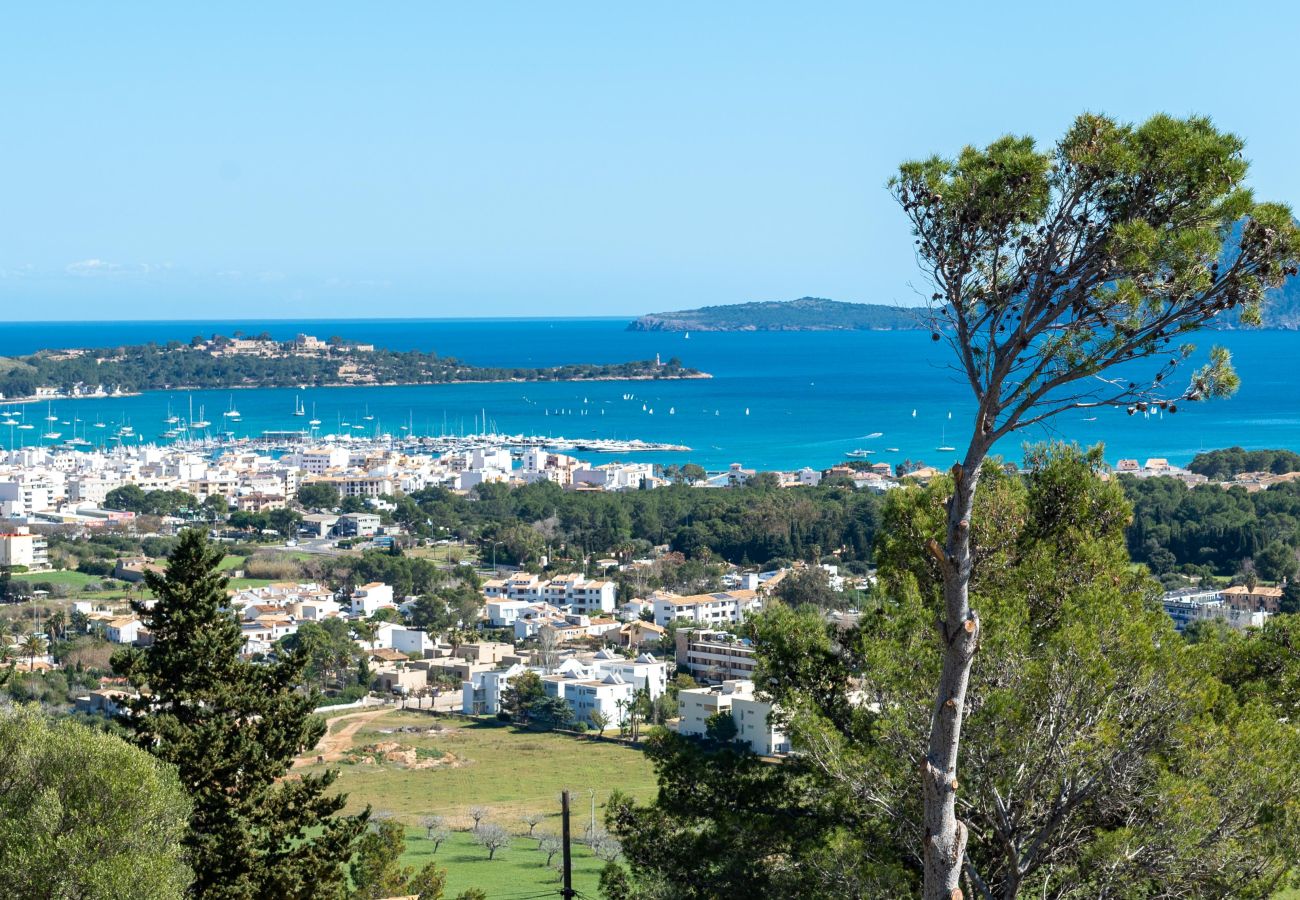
[105,485,199,516]
[0,704,191,899]
[774,565,846,610]
[500,670,575,730]
[113,529,367,900]
[406,583,481,632]
[297,481,341,510]
[407,861,448,900]
[278,618,365,693]
[893,112,1299,437]
[408,478,884,570]
[1123,475,1300,576]
[704,710,737,743]
[1188,446,1300,479]
[1255,539,1299,583]
[613,448,1300,897]
[350,818,413,900]
[267,507,303,536]
[599,861,633,900]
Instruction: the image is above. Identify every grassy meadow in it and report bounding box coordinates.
[301,710,658,897]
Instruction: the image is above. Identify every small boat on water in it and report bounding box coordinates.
[846,449,872,458]
[936,413,955,452]
[293,395,306,416]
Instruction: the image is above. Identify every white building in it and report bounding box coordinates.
[677,679,788,755]
[651,589,760,628]
[103,616,143,644]
[350,582,395,617]
[674,628,757,684]
[731,693,789,756]
[541,669,634,728]
[590,648,668,699]
[486,598,533,628]
[1162,588,1270,632]
[461,653,663,726]
[0,527,49,570]
[373,622,435,657]
[483,572,616,615]
[462,663,529,716]
[338,512,381,537]
[294,448,351,475]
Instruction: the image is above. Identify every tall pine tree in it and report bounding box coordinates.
[113,529,367,899]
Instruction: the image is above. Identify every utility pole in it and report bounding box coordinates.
[561,790,576,899]
[588,787,596,840]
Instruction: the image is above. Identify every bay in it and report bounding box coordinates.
[1,317,1297,471]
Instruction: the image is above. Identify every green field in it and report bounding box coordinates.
[12,569,109,588]
[10,569,136,602]
[12,556,275,598]
[301,710,657,897]
[216,555,246,571]
[401,828,609,898]
[409,542,477,566]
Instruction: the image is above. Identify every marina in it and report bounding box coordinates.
[1,320,1299,471]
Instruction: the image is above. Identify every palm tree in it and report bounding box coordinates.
[45,611,66,643]
[19,632,47,671]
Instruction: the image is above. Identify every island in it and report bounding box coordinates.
[627,297,925,332]
[0,333,709,401]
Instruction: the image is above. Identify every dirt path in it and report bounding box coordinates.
[296,707,391,767]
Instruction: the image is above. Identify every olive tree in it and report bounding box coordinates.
[474,823,510,860]
[890,112,1299,897]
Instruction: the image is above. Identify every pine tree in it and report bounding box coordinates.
[113,529,367,900]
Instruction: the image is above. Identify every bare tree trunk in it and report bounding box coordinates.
[922,445,987,899]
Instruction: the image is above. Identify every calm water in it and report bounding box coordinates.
[1,318,1298,471]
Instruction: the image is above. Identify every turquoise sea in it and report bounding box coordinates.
[1,318,1297,471]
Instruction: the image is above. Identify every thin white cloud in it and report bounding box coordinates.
[66,259,172,277]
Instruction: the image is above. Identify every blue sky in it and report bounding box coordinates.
[2,2,1297,320]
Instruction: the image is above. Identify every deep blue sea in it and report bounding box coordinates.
[1,318,1297,471]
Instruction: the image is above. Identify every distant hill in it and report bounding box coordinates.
[627,298,924,332]
[629,277,1300,334]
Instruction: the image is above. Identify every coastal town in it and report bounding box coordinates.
[11,5,1300,894]
[3,436,1292,714]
